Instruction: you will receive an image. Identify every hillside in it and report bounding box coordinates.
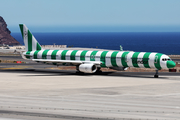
[0,16,20,45]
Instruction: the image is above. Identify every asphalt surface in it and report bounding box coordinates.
[0,55,34,63]
[0,70,180,120]
[1,55,180,120]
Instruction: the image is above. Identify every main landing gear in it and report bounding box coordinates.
[154,69,159,78]
[94,68,102,75]
[76,71,84,75]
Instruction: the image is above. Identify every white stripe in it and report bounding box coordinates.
[105,51,113,67]
[23,25,28,52]
[95,51,103,61]
[46,50,54,59]
[148,53,156,68]
[32,36,37,51]
[116,52,123,67]
[56,50,63,60]
[65,50,73,60]
[137,52,146,68]
[160,55,168,69]
[37,50,44,59]
[127,52,135,67]
[30,51,35,59]
[75,51,82,60]
[85,51,93,61]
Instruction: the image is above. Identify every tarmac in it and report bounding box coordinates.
[1,55,180,120]
[0,67,180,120]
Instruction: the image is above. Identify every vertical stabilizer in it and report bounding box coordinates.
[120,45,123,51]
[19,24,42,52]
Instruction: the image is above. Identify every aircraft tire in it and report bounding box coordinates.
[76,71,84,75]
[94,69,102,75]
[154,74,159,78]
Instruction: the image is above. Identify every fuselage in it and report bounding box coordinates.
[24,50,176,70]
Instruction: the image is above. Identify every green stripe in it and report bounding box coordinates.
[80,51,88,61]
[37,43,41,50]
[26,51,31,59]
[42,50,50,59]
[61,50,69,60]
[132,52,140,68]
[27,30,32,51]
[154,53,163,70]
[143,52,151,68]
[70,50,78,60]
[121,52,129,67]
[167,61,176,68]
[51,50,59,59]
[90,51,98,61]
[100,51,108,67]
[111,51,118,67]
[33,50,40,59]
[19,24,24,38]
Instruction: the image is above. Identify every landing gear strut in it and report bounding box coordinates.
[94,67,102,74]
[154,70,159,78]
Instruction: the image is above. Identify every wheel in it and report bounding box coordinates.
[94,69,102,75]
[76,71,84,75]
[154,74,159,78]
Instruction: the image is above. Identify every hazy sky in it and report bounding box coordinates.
[1,0,180,32]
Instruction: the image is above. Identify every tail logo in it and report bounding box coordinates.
[19,24,42,52]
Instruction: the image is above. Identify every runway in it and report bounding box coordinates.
[1,54,180,120]
[0,67,180,120]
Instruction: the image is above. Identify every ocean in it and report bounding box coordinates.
[11,32,180,55]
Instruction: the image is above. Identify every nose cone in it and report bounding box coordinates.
[167,61,176,68]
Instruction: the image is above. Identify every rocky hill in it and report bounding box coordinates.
[0,16,20,46]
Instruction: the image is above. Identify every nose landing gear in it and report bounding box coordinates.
[154,69,159,78]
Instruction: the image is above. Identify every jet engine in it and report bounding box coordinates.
[78,64,97,73]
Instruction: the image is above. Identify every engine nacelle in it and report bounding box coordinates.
[78,64,97,73]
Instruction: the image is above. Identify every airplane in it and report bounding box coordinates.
[19,24,176,78]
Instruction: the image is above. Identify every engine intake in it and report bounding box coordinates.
[78,64,97,73]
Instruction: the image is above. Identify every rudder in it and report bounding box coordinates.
[19,24,42,52]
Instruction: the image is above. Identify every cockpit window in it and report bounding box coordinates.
[162,58,171,61]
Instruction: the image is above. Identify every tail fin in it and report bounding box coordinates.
[19,24,42,52]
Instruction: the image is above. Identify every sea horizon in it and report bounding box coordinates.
[11,32,180,55]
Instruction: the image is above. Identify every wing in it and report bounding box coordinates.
[32,59,102,65]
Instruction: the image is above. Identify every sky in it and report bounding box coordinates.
[1,0,180,32]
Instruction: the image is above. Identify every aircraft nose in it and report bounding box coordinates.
[167,61,176,68]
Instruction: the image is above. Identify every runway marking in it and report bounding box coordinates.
[0,95,179,109]
[153,93,180,96]
[0,118,23,120]
[0,66,31,70]
[0,68,25,70]
[78,93,180,97]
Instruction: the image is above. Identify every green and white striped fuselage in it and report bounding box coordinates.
[24,50,173,70]
[19,24,176,76]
